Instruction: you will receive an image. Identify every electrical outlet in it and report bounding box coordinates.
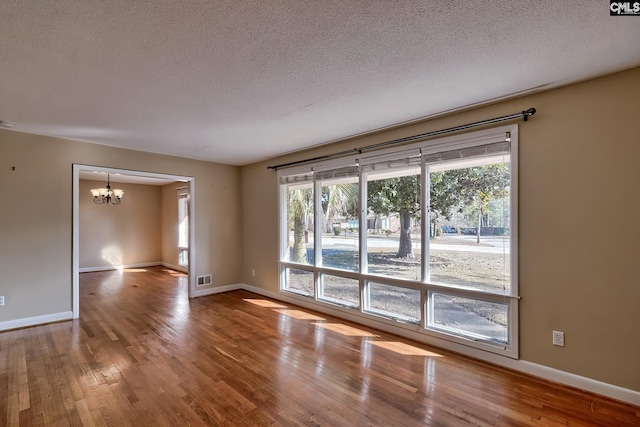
[251,269,255,277]
[0,296,4,306]
[552,330,564,347]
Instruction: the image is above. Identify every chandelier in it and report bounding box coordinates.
[90,174,124,205]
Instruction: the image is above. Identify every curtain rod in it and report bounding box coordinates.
[267,107,536,170]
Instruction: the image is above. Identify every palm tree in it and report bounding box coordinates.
[288,188,313,263]
[287,182,359,265]
[321,182,359,233]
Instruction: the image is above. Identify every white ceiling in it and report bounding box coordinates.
[1,1,639,166]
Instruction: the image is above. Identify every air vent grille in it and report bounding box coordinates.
[196,274,212,287]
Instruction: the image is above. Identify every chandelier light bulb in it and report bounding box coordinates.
[90,174,124,205]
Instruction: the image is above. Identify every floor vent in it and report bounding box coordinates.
[196,274,212,287]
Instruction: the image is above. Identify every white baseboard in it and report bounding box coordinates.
[80,262,188,274]
[514,360,640,406]
[79,262,163,273]
[236,283,640,407]
[161,262,189,273]
[193,283,242,298]
[0,311,73,332]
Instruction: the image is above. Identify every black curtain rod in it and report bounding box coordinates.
[267,107,536,170]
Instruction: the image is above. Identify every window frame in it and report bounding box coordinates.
[177,190,190,267]
[277,125,519,358]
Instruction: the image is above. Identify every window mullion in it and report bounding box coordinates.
[359,167,367,313]
[313,179,322,268]
[359,169,367,274]
[421,155,429,327]
[422,156,430,283]
[314,179,322,300]
[278,185,288,262]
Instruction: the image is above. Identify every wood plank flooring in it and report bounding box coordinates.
[1,266,639,426]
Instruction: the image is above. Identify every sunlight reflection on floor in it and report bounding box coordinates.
[161,269,188,277]
[244,296,443,358]
[243,299,288,308]
[274,309,325,321]
[369,341,443,357]
[315,322,378,337]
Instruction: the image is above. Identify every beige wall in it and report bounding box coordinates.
[79,179,162,269]
[0,132,242,323]
[240,67,640,391]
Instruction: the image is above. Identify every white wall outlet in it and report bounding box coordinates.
[0,296,4,306]
[552,330,565,347]
[251,269,255,277]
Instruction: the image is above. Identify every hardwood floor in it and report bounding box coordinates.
[1,267,638,426]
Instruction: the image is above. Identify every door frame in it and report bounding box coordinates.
[72,164,196,319]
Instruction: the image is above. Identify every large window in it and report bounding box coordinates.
[278,126,518,357]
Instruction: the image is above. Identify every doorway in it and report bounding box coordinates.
[72,164,196,318]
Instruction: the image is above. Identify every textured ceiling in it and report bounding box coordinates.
[1,1,640,166]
